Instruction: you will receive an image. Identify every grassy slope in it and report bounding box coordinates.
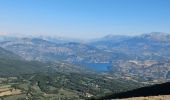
[112,95,170,100]
[0,58,49,76]
[100,82,170,100]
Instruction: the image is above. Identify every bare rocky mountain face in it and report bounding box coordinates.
[90,32,170,60]
[0,38,113,63]
[90,32,170,83]
[109,60,170,83]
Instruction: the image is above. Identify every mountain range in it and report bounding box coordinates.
[1,32,170,83]
[1,32,170,99]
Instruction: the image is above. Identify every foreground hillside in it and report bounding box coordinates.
[98,82,170,100]
[113,95,170,100]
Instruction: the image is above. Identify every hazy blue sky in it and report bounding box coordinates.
[0,0,170,39]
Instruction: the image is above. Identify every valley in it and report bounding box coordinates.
[0,32,170,99]
[0,73,143,100]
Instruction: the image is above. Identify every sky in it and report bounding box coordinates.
[0,0,170,39]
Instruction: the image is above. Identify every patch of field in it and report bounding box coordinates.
[0,85,11,93]
[8,77,17,80]
[44,88,80,99]
[0,85,22,97]
[17,83,29,90]
[58,89,79,97]
[0,78,7,81]
[0,85,11,89]
[0,89,22,97]
[0,88,10,92]
[113,95,170,100]
[3,94,26,100]
[32,84,43,94]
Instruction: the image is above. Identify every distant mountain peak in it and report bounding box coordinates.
[144,32,169,36]
[103,34,128,39]
[141,32,170,42]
